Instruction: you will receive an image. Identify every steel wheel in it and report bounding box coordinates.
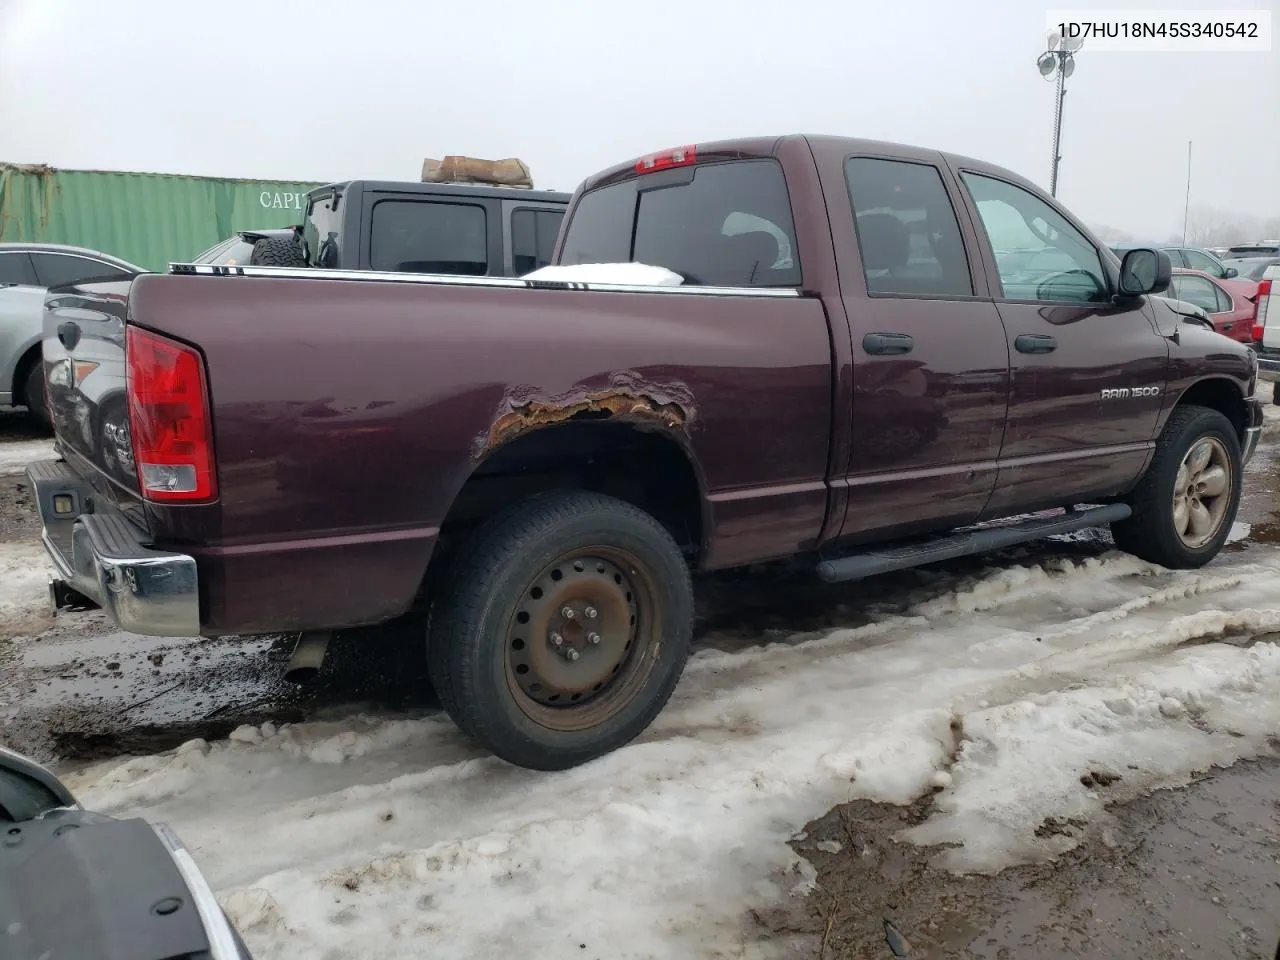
[504,546,661,731]
[427,489,694,770]
[1172,436,1232,549]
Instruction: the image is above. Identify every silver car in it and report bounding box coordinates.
[0,243,143,426]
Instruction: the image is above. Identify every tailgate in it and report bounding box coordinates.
[42,278,143,498]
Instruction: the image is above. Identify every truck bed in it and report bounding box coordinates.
[46,265,836,634]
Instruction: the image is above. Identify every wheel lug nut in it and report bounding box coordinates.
[550,632,563,646]
[587,632,601,645]
[561,606,575,619]
[565,648,581,662]
[585,606,598,619]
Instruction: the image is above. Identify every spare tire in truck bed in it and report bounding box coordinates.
[249,235,307,267]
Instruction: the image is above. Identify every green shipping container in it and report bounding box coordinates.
[0,163,326,273]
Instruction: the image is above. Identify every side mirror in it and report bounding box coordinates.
[1118,248,1172,297]
[1224,266,1238,279]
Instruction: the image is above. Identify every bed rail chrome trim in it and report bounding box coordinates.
[166,262,802,298]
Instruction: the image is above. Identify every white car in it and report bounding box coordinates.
[0,243,142,426]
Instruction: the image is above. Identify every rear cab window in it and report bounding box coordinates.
[559,158,801,287]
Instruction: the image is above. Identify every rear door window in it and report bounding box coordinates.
[30,253,131,288]
[559,159,801,287]
[511,208,565,274]
[845,158,973,297]
[369,200,488,275]
[0,251,37,286]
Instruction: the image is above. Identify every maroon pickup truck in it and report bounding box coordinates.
[30,135,1263,770]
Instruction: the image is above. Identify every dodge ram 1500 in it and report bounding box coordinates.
[29,134,1263,770]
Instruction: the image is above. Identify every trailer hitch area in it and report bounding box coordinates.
[49,577,99,613]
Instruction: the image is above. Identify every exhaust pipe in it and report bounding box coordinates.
[284,631,330,683]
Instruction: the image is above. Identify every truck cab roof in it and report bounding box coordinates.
[308,180,571,204]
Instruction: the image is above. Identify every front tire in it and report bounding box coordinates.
[427,490,693,770]
[1111,405,1242,568]
[22,363,50,430]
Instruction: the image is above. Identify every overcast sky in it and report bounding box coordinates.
[1,0,1276,240]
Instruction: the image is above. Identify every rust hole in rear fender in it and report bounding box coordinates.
[474,371,695,458]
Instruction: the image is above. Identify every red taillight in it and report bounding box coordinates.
[126,325,217,502]
[1253,278,1271,342]
[635,145,697,175]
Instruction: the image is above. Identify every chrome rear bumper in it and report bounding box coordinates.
[25,459,201,637]
[1243,425,1262,465]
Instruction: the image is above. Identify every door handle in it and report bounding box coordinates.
[862,332,914,356]
[1015,334,1057,354]
[57,321,81,351]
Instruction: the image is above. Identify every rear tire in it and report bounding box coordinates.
[22,362,50,431]
[1111,405,1242,568]
[249,235,306,268]
[427,490,693,770]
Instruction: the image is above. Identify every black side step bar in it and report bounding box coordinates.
[816,504,1132,584]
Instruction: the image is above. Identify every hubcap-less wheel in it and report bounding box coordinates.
[1173,437,1232,548]
[505,548,660,731]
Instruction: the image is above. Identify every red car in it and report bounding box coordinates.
[1167,267,1259,343]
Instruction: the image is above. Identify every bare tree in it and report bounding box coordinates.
[1183,205,1247,247]
[1089,223,1135,244]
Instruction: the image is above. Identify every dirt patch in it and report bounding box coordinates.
[0,475,41,542]
[752,757,1280,959]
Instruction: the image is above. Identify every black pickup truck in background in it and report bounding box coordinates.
[247,179,570,277]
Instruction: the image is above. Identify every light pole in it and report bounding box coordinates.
[1037,32,1083,197]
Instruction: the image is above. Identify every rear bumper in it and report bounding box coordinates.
[1256,346,1280,372]
[26,459,201,637]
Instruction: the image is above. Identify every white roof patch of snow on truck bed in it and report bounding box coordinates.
[523,262,686,286]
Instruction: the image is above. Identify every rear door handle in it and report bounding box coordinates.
[862,332,914,356]
[1015,334,1057,354]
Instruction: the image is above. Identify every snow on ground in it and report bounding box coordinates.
[55,547,1280,960]
[0,437,54,477]
[0,541,55,639]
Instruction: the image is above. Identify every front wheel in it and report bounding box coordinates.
[427,490,694,770]
[23,363,50,430]
[1111,405,1242,568]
